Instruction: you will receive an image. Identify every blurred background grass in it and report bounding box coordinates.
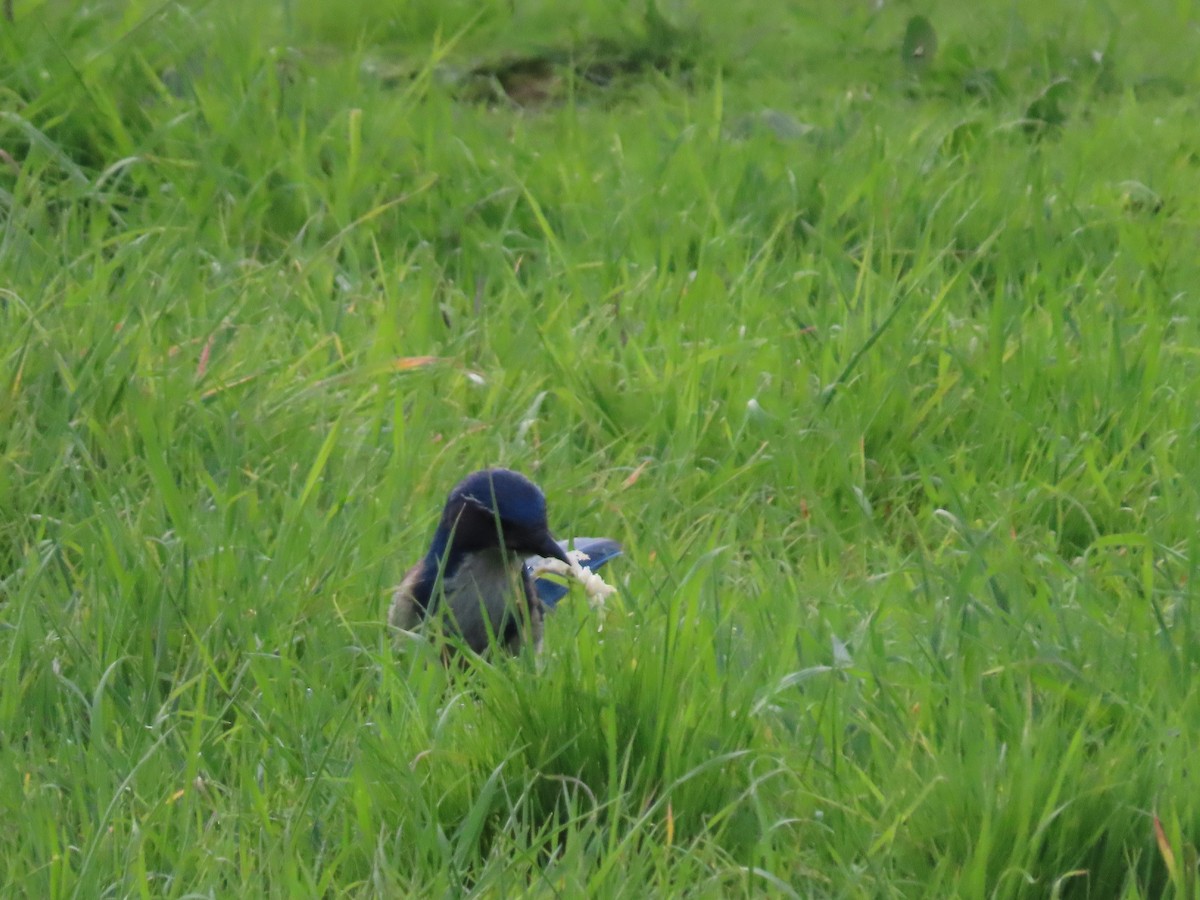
[2,0,1199,895]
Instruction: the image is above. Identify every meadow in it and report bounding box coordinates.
[2,0,1199,895]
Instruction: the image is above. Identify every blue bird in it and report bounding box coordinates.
[389,468,621,656]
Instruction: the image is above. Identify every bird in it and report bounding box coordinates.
[388,468,621,657]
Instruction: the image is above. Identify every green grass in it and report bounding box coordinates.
[2,0,1199,895]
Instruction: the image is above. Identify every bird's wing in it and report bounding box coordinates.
[388,561,429,631]
[527,537,623,609]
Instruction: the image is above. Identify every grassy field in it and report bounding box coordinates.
[3,0,1200,895]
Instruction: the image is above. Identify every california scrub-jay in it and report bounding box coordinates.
[388,468,621,656]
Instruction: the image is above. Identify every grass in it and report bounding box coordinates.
[2,0,1199,895]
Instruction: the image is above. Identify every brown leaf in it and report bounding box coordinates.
[391,356,441,371]
[622,459,651,489]
[1154,815,1179,882]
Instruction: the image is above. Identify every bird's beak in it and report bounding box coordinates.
[528,529,570,564]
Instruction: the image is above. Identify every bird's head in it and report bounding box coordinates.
[432,468,570,565]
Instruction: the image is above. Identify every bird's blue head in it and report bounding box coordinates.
[429,468,570,568]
